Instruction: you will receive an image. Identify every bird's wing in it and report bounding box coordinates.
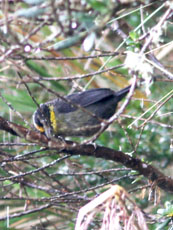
[52,88,115,113]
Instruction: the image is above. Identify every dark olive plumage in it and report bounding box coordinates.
[33,86,130,137]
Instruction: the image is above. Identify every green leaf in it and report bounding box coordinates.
[23,0,45,5]
[16,6,46,18]
[87,0,108,13]
[50,32,87,51]
[129,31,139,41]
[25,60,51,77]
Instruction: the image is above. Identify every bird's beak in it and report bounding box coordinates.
[42,120,52,139]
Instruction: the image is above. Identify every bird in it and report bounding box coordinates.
[33,85,131,138]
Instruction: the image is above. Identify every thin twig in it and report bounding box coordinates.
[0,155,70,182]
[50,168,131,177]
[122,114,173,129]
[0,203,52,221]
[17,72,40,108]
[139,93,173,128]
[28,64,124,81]
[128,89,173,128]
[0,90,30,126]
[21,52,120,61]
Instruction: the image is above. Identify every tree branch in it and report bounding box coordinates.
[0,116,173,193]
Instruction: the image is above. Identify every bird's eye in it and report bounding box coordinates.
[36,117,44,128]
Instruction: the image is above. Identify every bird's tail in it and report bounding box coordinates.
[116,85,131,101]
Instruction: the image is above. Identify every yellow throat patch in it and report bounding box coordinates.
[49,105,57,132]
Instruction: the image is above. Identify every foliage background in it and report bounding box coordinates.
[0,0,172,229]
